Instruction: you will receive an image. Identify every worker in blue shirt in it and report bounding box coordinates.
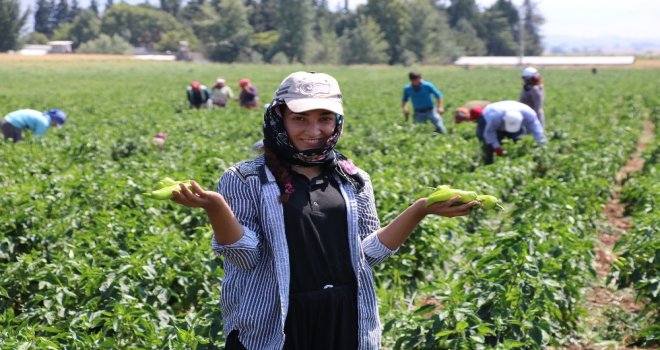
[1,109,67,143]
[471,100,546,164]
[401,71,447,134]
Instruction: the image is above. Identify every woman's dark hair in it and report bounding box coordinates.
[264,146,294,203]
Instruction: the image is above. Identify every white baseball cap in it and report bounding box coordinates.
[503,110,523,132]
[522,66,539,78]
[274,71,344,115]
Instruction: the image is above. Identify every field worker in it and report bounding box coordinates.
[238,78,259,109]
[519,67,545,125]
[1,109,66,143]
[209,77,234,108]
[454,100,490,123]
[401,71,447,134]
[187,80,211,109]
[471,100,546,165]
[171,71,478,349]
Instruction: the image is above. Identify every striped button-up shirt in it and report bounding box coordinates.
[211,156,397,349]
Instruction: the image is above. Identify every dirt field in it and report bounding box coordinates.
[2,53,659,67]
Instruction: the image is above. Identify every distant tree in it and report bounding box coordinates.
[340,16,388,64]
[0,0,29,51]
[77,33,131,54]
[178,2,217,48]
[446,0,480,28]
[66,10,100,48]
[34,0,53,35]
[47,0,60,31]
[251,30,279,60]
[490,0,518,27]
[489,0,520,48]
[408,1,463,64]
[365,0,408,65]
[521,0,543,55]
[453,17,486,55]
[482,9,517,55]
[159,0,181,16]
[104,0,113,12]
[89,0,98,16]
[270,50,288,64]
[24,31,49,44]
[307,20,339,64]
[204,0,252,62]
[274,0,312,63]
[53,0,70,26]
[177,1,219,26]
[333,8,359,38]
[246,0,277,33]
[101,3,182,49]
[155,28,198,52]
[68,0,80,22]
[403,0,439,63]
[52,22,72,40]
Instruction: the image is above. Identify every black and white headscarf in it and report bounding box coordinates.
[262,98,365,193]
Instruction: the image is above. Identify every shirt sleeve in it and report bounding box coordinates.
[211,168,263,270]
[33,119,49,137]
[402,87,410,103]
[523,111,546,145]
[428,83,443,99]
[530,87,543,114]
[356,171,398,267]
[483,114,501,148]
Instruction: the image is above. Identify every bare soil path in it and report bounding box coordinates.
[573,117,655,349]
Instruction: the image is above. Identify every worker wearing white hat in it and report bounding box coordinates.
[519,66,545,126]
[471,100,546,164]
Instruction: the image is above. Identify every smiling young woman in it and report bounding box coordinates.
[283,109,337,152]
[171,71,478,350]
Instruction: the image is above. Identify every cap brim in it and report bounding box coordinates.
[285,98,344,116]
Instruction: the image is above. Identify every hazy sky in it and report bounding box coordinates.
[18,0,660,41]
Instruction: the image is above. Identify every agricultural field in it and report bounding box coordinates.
[0,56,658,349]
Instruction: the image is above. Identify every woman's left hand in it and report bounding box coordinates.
[422,196,479,217]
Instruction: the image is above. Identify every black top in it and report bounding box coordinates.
[283,171,356,293]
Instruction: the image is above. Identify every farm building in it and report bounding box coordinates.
[454,56,636,66]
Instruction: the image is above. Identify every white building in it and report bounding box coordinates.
[454,56,636,66]
[47,41,74,53]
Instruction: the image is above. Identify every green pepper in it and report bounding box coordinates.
[424,186,503,211]
[143,178,192,200]
[425,188,478,207]
[476,194,504,210]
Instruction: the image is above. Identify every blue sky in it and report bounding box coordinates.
[18,0,660,41]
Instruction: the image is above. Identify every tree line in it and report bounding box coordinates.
[1,0,544,64]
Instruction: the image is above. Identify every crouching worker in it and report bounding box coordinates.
[472,100,546,164]
[1,109,67,142]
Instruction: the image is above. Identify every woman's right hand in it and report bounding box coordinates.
[171,180,224,210]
